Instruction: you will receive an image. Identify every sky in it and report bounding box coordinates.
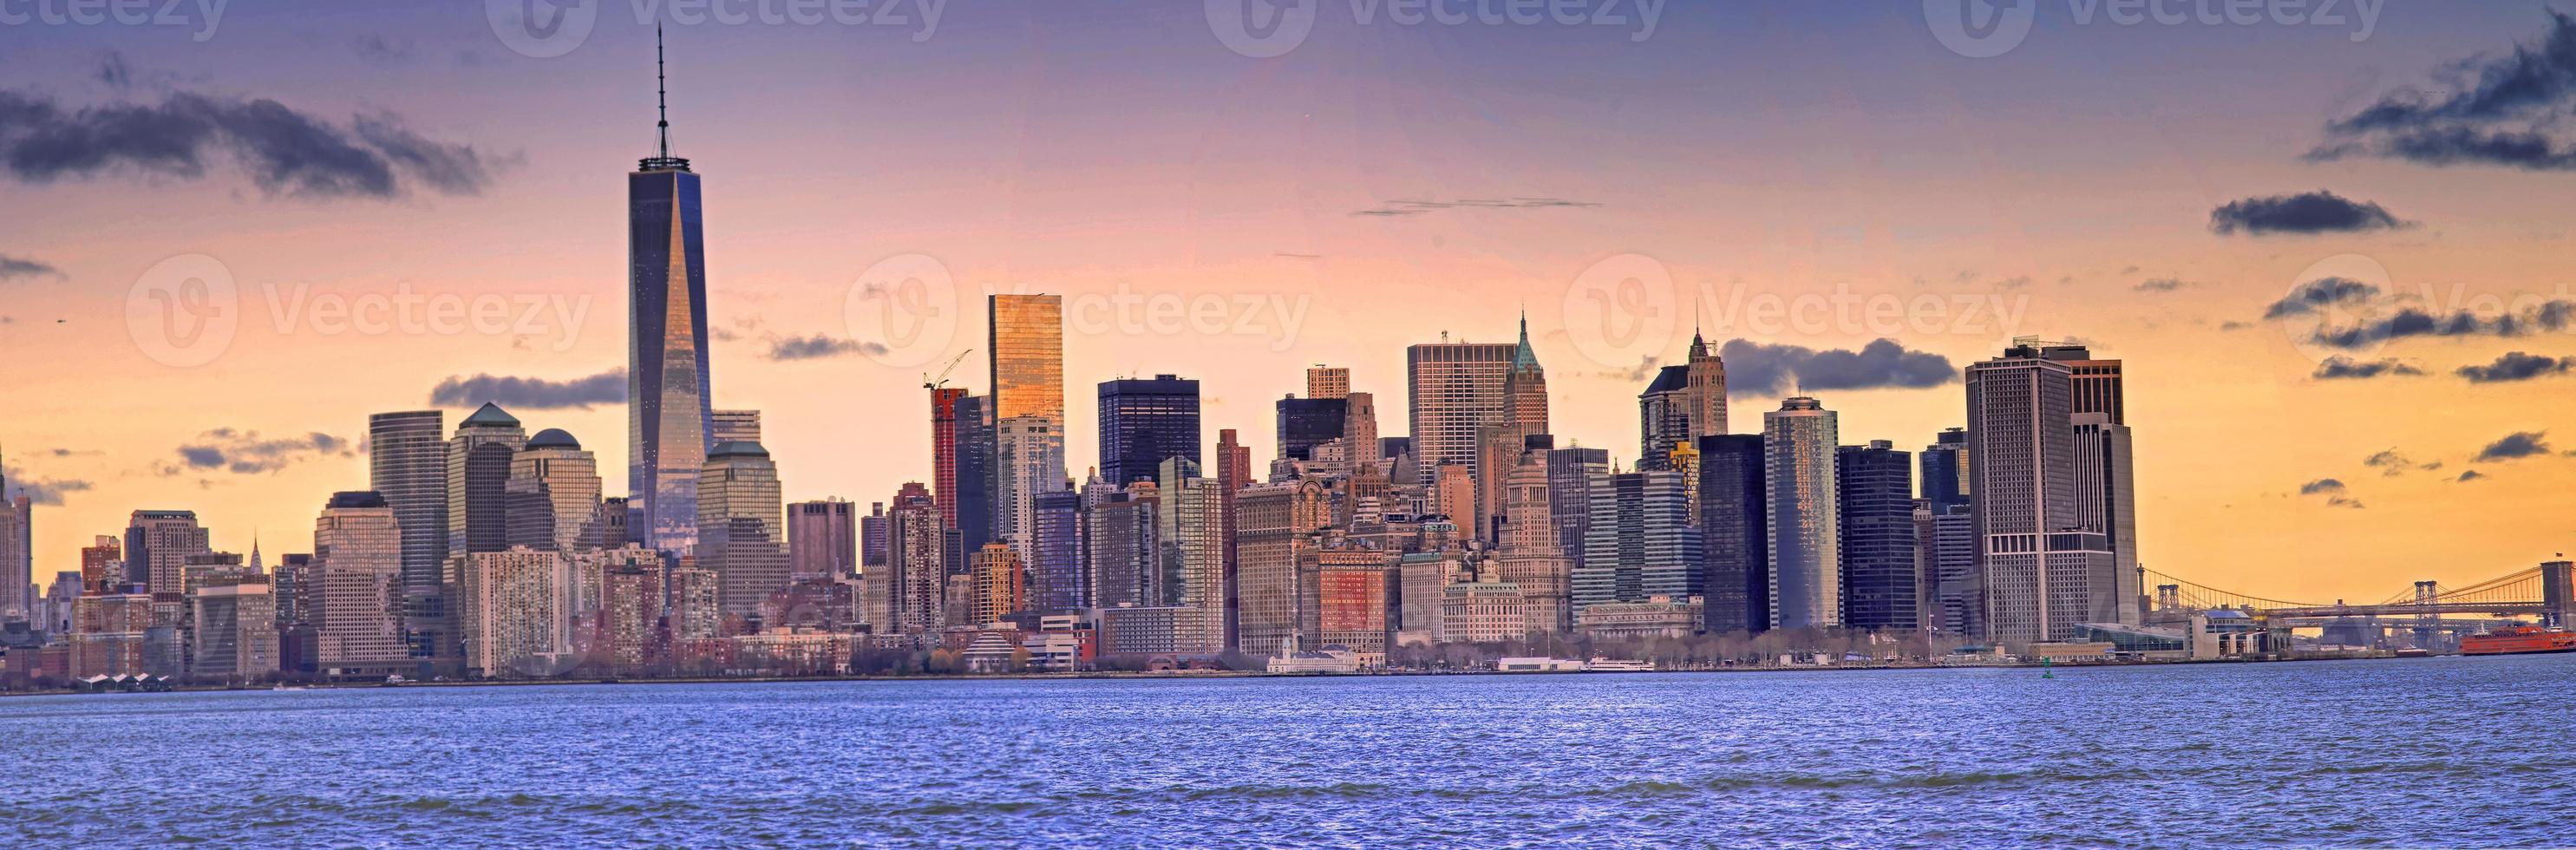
[3,1,2575,605]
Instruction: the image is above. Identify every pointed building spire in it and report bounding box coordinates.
[1509,307,1542,373]
[640,23,691,172]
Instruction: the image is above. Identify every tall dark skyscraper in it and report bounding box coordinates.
[929,387,964,530]
[1919,427,1971,511]
[630,29,715,556]
[1098,375,1200,487]
[951,395,997,556]
[1697,434,1768,634]
[1836,441,1917,631]
[368,412,448,664]
[1029,490,1086,613]
[1274,395,1347,462]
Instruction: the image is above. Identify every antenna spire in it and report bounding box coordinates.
[656,23,670,160]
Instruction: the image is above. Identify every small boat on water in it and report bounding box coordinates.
[2462,624,2576,657]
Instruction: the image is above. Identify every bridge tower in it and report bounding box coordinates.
[2542,560,2573,628]
[2413,580,2439,650]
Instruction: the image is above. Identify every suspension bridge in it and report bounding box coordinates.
[2143,559,2576,627]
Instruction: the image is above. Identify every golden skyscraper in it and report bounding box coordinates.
[987,294,1065,423]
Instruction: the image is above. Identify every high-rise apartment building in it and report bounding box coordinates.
[1159,458,1226,653]
[886,483,945,633]
[1836,441,1917,631]
[458,546,574,678]
[969,544,1025,626]
[929,387,965,529]
[698,441,786,618]
[1764,397,1840,630]
[1088,486,1162,609]
[1098,375,1200,487]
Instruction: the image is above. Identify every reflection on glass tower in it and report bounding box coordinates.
[629,26,713,555]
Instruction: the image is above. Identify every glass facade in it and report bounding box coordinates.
[1764,397,1840,630]
[1274,396,1346,461]
[988,295,1064,423]
[1836,441,1916,631]
[1097,375,1200,487]
[628,164,713,556]
[1697,434,1767,634]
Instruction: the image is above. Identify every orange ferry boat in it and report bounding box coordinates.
[2462,625,2576,657]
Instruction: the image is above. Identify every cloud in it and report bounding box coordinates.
[173,428,354,475]
[428,369,624,410]
[2457,469,2488,482]
[2475,430,2553,462]
[0,88,503,199]
[2134,278,2189,292]
[1717,338,1958,395]
[2312,356,2422,380]
[2218,320,2252,331]
[2325,496,2365,509]
[1,462,94,506]
[2311,300,2576,350]
[2263,277,2380,319]
[1590,355,1661,383]
[1350,197,1600,218]
[353,34,414,63]
[2308,11,2576,171]
[2362,449,2413,475]
[2456,351,2576,383]
[0,253,62,282]
[2209,191,2407,235]
[766,334,889,361]
[2299,478,2347,495]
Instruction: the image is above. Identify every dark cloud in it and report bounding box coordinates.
[2457,469,2488,483]
[2362,449,2413,475]
[2311,300,2576,350]
[2,462,95,506]
[2135,278,2188,292]
[2309,11,2576,171]
[2475,431,2553,462]
[2456,351,2576,383]
[95,52,131,89]
[1717,338,1958,395]
[2263,277,2379,319]
[766,334,889,361]
[174,428,355,475]
[2210,191,2407,236]
[2218,320,2252,332]
[429,369,624,410]
[2313,356,2422,380]
[0,253,63,282]
[0,88,501,199]
[2299,478,2348,495]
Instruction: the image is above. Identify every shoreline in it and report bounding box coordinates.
[0,651,2468,698]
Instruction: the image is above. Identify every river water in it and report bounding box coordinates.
[4,656,2568,847]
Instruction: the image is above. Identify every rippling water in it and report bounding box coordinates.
[5,656,2571,847]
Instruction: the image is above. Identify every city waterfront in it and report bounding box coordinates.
[6,656,2568,847]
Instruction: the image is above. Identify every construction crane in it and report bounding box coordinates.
[923,350,971,389]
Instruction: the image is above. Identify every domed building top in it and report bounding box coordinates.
[526,428,580,450]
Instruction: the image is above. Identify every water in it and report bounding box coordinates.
[4,656,2570,847]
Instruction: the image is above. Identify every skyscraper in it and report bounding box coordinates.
[448,402,528,568]
[630,29,715,557]
[952,395,996,554]
[504,428,602,552]
[1572,468,1702,616]
[886,482,945,632]
[929,387,965,529]
[969,544,1026,626]
[1088,485,1161,609]
[698,441,786,618]
[994,415,1068,563]
[787,499,857,579]
[1234,479,1330,656]
[1504,312,1551,435]
[1304,365,1350,399]
[1919,427,1971,512]
[1764,397,1840,630]
[1546,447,1609,575]
[710,409,762,445]
[124,510,208,598]
[2040,343,2124,424]
[457,546,574,678]
[311,492,407,675]
[1098,374,1200,487]
[2074,414,2142,625]
[1214,428,1251,651]
[989,294,1065,423]
[1638,331,1728,472]
[1159,457,1226,653]
[1499,439,1571,635]
[1836,441,1916,631]
[1697,434,1768,634]
[1028,490,1086,613]
[1965,343,2115,645]
[0,453,24,620]
[1405,337,1515,483]
[1275,394,1347,462]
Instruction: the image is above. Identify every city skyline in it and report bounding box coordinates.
[6,3,2576,611]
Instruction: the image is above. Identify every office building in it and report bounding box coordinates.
[505,428,603,552]
[1275,395,1347,462]
[969,544,1025,626]
[1304,365,1350,399]
[1159,458,1226,653]
[989,294,1065,423]
[1638,331,1728,471]
[125,510,209,599]
[710,409,761,445]
[630,72,716,557]
[1697,434,1769,634]
[190,578,276,681]
[1098,375,1200,487]
[1837,441,1917,631]
[1920,428,1971,512]
[311,492,408,674]
[994,415,1068,562]
[1764,397,1840,630]
[1573,468,1703,617]
[1965,343,2116,644]
[2075,414,2142,625]
[1234,480,1331,657]
[952,394,996,553]
[1498,441,1571,635]
[1405,337,1514,484]
[698,441,786,618]
[447,402,528,559]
